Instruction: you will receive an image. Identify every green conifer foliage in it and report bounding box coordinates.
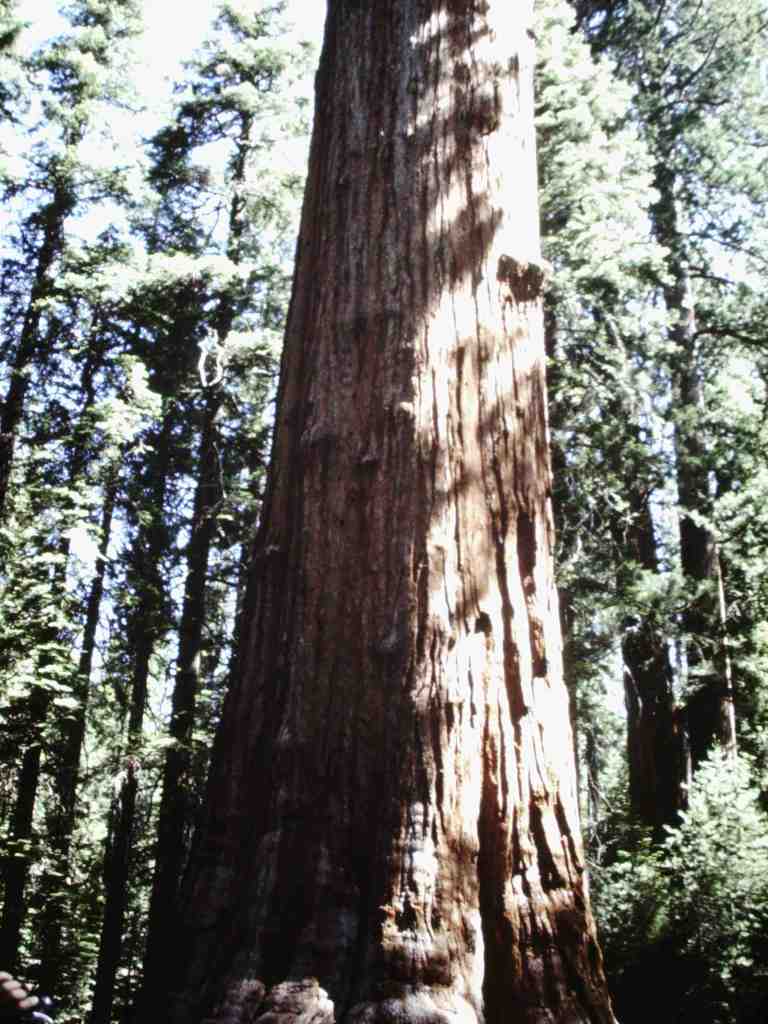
[0,0,146,984]
[85,6,309,1019]
[565,1,768,1016]
[1,1,307,1012]
[0,0,143,520]
[593,752,768,1023]
[0,0,24,123]
[536,0,684,833]
[575,0,768,764]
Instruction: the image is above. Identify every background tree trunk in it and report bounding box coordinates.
[37,475,117,996]
[0,690,46,973]
[171,3,615,1022]
[651,163,736,765]
[90,410,176,1024]
[0,175,75,524]
[619,491,683,834]
[138,390,221,1014]
[0,523,74,971]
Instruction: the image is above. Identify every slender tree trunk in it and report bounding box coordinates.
[651,162,736,764]
[32,325,115,993]
[139,392,221,1012]
[0,684,47,973]
[89,413,175,1024]
[590,308,685,833]
[0,177,74,523]
[139,108,251,1015]
[37,477,117,995]
[91,757,141,1024]
[0,533,73,970]
[619,490,683,834]
[171,4,614,1023]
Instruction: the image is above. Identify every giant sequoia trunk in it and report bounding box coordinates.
[171,3,614,1022]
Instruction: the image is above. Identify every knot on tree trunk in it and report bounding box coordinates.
[346,989,479,1024]
[497,254,551,303]
[255,979,335,1023]
[201,980,266,1024]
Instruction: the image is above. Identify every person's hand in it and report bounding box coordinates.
[0,973,39,1013]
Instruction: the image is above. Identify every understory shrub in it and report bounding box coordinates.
[592,750,768,1023]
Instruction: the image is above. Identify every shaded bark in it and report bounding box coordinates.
[171,3,614,1023]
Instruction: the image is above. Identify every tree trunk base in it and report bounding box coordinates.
[203,979,332,1023]
[202,976,613,1024]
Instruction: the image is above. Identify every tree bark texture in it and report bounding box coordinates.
[172,3,614,1022]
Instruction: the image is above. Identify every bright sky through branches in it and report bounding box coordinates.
[17,0,326,95]
[139,0,326,105]
[7,0,324,235]
[9,0,325,566]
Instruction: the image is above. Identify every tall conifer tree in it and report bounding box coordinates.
[170,3,615,1022]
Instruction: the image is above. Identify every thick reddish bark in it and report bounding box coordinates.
[171,3,614,1022]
